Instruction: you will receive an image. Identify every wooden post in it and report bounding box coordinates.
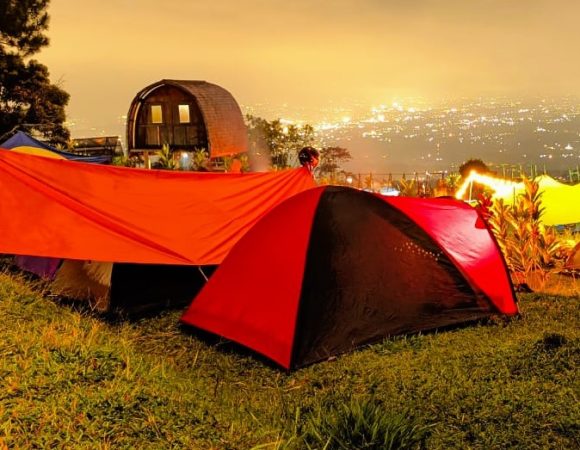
[469,180,473,202]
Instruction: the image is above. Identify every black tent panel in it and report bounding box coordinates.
[291,187,493,368]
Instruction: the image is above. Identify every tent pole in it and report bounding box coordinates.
[198,266,208,282]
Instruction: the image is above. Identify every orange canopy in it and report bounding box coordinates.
[0,150,316,265]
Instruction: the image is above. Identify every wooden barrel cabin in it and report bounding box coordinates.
[126,79,248,160]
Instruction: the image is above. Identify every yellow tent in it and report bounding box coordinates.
[529,175,580,225]
[10,146,66,159]
[457,173,580,225]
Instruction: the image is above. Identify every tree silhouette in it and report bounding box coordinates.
[318,146,352,180]
[458,158,490,179]
[246,115,315,169]
[0,0,70,146]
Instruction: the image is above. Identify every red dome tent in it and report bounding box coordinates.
[181,186,518,370]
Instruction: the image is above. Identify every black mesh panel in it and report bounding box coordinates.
[291,187,492,368]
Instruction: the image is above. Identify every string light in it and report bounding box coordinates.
[455,170,519,200]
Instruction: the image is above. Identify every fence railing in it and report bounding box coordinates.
[316,164,580,197]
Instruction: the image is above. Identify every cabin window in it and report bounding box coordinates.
[150,105,163,124]
[178,104,190,123]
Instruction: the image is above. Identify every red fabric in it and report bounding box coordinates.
[180,187,325,369]
[0,150,316,265]
[379,196,517,315]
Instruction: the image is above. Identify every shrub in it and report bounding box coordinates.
[155,144,176,170]
[397,177,418,197]
[481,176,567,289]
[111,155,138,167]
[190,148,209,171]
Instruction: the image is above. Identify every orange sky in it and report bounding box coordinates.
[40,0,580,135]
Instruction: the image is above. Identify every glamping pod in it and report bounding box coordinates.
[181,186,518,370]
[126,79,248,158]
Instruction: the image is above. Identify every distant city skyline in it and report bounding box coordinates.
[41,0,580,141]
[64,94,580,136]
[63,95,580,175]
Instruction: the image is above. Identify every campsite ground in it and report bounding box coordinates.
[0,271,578,449]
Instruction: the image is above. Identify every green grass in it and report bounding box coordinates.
[0,271,578,449]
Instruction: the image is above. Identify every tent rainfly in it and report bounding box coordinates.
[0,150,315,265]
[0,149,315,313]
[2,131,113,288]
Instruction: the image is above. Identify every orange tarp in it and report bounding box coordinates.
[0,150,316,265]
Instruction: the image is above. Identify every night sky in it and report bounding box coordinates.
[41,0,580,133]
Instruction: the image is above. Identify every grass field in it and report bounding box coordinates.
[0,271,578,449]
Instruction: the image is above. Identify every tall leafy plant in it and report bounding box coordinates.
[397,177,418,197]
[155,144,176,170]
[190,148,209,171]
[482,176,565,289]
